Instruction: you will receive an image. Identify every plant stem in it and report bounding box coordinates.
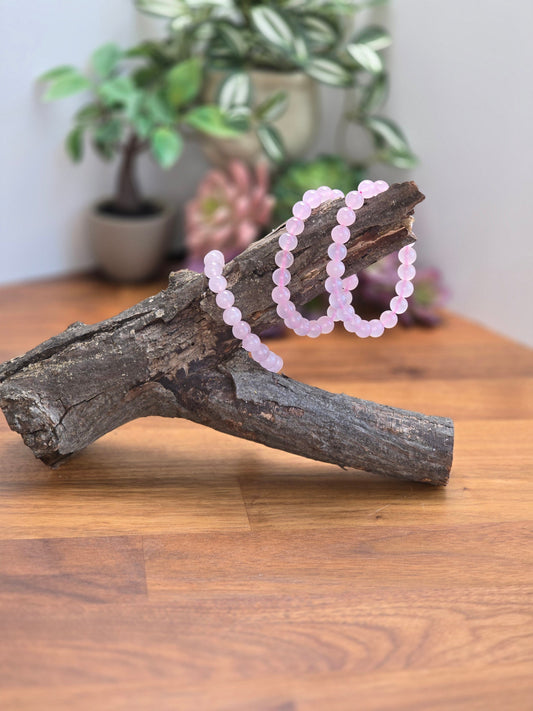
[114,135,143,215]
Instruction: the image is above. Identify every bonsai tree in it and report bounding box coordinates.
[39,41,273,215]
[134,0,416,168]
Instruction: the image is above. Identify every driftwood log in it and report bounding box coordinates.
[0,182,454,485]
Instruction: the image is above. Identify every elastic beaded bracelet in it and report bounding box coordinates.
[205,180,416,373]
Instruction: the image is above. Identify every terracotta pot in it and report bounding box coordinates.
[201,70,320,167]
[88,201,174,283]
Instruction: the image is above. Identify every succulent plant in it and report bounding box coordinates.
[185,160,274,269]
[271,155,365,224]
[358,253,450,327]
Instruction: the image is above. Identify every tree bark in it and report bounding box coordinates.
[0,182,454,485]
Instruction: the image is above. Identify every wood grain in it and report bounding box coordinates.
[0,274,532,710]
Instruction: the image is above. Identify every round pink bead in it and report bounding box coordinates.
[390,296,408,314]
[331,225,350,244]
[338,304,355,321]
[345,190,364,210]
[286,217,304,236]
[285,312,302,329]
[374,180,389,194]
[399,244,417,264]
[251,343,269,361]
[272,285,290,303]
[208,275,227,293]
[318,315,334,334]
[317,185,332,202]
[277,302,293,319]
[330,188,345,199]
[264,353,283,373]
[307,322,321,338]
[215,290,234,309]
[355,320,371,338]
[294,319,310,336]
[369,319,385,338]
[327,305,337,321]
[275,250,294,268]
[358,180,376,198]
[272,268,291,286]
[342,274,359,291]
[232,320,251,339]
[222,306,242,326]
[344,315,361,333]
[292,201,311,220]
[204,249,224,265]
[398,263,416,280]
[337,207,356,226]
[204,262,223,278]
[325,276,343,293]
[329,292,350,310]
[302,189,321,208]
[328,243,347,261]
[326,260,345,278]
[380,310,398,329]
[242,333,261,351]
[395,279,414,298]
[278,232,298,251]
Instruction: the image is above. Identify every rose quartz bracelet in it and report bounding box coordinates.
[204,180,416,373]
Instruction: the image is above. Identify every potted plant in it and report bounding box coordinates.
[39,41,256,281]
[135,0,416,169]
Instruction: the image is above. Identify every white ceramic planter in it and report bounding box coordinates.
[202,70,320,167]
[88,202,174,282]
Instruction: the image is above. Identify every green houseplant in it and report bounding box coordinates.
[39,41,259,280]
[135,0,416,168]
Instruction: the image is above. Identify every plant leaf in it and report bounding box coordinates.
[166,57,202,108]
[150,127,183,168]
[92,43,122,79]
[38,65,77,82]
[183,105,244,138]
[345,43,383,74]
[255,90,288,122]
[365,115,411,153]
[360,73,388,114]
[257,124,285,163]
[302,15,339,51]
[217,72,251,111]
[306,58,352,87]
[380,147,418,169]
[92,118,123,160]
[134,0,184,18]
[65,126,84,162]
[43,73,91,101]
[215,22,249,58]
[352,25,392,51]
[251,5,295,51]
[98,76,136,106]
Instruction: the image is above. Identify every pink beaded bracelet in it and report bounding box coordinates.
[204,180,416,373]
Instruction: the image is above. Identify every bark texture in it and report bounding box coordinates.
[0,181,454,485]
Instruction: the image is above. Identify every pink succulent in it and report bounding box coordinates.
[185,160,275,271]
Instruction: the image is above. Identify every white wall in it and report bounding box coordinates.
[0,0,206,285]
[1,1,532,348]
[384,1,533,347]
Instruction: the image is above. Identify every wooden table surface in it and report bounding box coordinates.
[0,275,532,711]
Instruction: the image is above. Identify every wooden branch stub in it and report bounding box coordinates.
[0,182,454,485]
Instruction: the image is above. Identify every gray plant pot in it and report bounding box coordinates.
[88,201,174,283]
[202,69,320,167]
